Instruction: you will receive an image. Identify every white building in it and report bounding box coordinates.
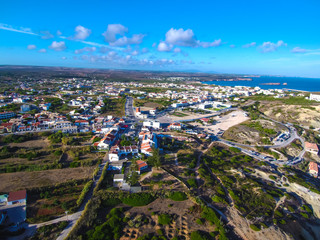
[143,120,161,129]
[310,94,320,102]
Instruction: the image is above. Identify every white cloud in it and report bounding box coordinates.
[74,25,91,40]
[131,50,139,56]
[61,56,67,60]
[291,47,307,53]
[102,24,145,46]
[75,46,96,54]
[49,41,66,51]
[103,24,128,43]
[109,34,145,46]
[173,47,181,53]
[27,44,36,50]
[198,39,221,48]
[161,28,221,50]
[260,40,287,53]
[57,30,62,36]
[38,48,47,53]
[158,41,172,52]
[108,51,117,57]
[165,28,197,47]
[41,31,54,39]
[0,23,39,36]
[242,42,256,48]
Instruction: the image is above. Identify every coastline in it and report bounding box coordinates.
[201,76,320,92]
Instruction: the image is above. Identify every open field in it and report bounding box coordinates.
[0,167,95,192]
[27,180,88,223]
[8,138,50,148]
[256,101,320,129]
[223,118,286,145]
[169,111,216,122]
[189,110,249,135]
[170,111,189,117]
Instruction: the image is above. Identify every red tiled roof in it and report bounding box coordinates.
[136,160,148,170]
[309,162,318,172]
[305,142,319,151]
[8,190,26,202]
[200,118,209,122]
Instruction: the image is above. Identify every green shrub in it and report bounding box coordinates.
[121,192,155,206]
[158,214,172,225]
[76,180,93,207]
[287,205,295,213]
[187,178,198,188]
[269,175,277,180]
[229,147,241,153]
[279,219,286,224]
[250,224,261,231]
[190,230,210,240]
[168,191,187,201]
[196,218,204,225]
[302,204,313,213]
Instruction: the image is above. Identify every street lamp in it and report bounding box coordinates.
[65,211,69,221]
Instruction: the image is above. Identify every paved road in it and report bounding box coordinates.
[125,96,134,118]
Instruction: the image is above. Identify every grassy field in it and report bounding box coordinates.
[101,97,125,117]
[134,98,171,110]
[0,132,101,174]
[170,112,189,117]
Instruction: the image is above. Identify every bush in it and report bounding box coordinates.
[168,191,187,201]
[279,219,286,225]
[190,230,210,240]
[196,218,204,225]
[269,175,277,180]
[187,178,198,188]
[229,147,241,153]
[121,192,155,206]
[158,214,172,225]
[76,180,93,207]
[250,224,261,231]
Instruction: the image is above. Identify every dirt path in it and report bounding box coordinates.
[272,196,286,218]
[139,169,153,182]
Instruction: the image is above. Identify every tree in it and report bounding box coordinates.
[127,171,139,186]
[62,136,70,145]
[148,147,162,168]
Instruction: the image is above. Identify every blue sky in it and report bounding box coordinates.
[1,0,320,77]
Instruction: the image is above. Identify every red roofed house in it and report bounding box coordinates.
[140,132,158,156]
[168,122,181,131]
[200,118,210,125]
[7,190,27,205]
[305,142,319,154]
[309,162,319,177]
[136,160,148,174]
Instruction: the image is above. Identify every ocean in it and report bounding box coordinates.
[202,76,320,92]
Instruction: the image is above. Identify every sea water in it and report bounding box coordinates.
[202,76,320,92]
